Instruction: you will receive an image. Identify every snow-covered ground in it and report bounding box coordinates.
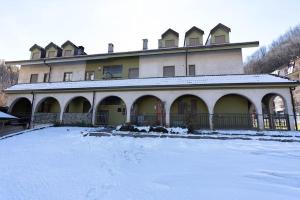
[1,127,300,200]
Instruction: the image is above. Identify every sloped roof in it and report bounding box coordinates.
[5,74,297,92]
[185,26,204,37]
[210,23,231,34]
[61,40,78,48]
[45,42,62,51]
[29,44,44,51]
[162,28,179,38]
[0,111,18,119]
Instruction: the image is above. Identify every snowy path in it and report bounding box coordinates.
[0,127,300,200]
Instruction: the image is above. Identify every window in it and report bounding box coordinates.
[165,39,175,47]
[47,50,56,58]
[215,35,225,44]
[188,65,195,76]
[63,72,73,82]
[85,71,95,80]
[128,68,139,79]
[43,73,49,82]
[189,38,200,46]
[30,74,38,83]
[103,65,122,79]
[163,66,175,77]
[64,50,73,57]
[31,52,40,59]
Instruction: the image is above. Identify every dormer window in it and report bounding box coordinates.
[47,51,56,58]
[189,38,200,46]
[215,35,225,44]
[165,39,175,48]
[64,50,73,57]
[31,52,40,59]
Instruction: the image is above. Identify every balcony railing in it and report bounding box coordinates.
[33,113,60,124]
[263,113,290,130]
[62,113,92,125]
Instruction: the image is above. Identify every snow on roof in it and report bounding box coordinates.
[0,111,18,119]
[6,74,296,92]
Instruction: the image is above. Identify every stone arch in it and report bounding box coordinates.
[34,97,61,124]
[213,93,258,130]
[169,94,209,129]
[95,95,127,126]
[63,96,92,125]
[130,95,165,126]
[261,93,289,130]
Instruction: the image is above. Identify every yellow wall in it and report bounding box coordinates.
[134,96,161,114]
[97,104,126,125]
[67,98,90,113]
[214,95,250,114]
[86,57,139,80]
[170,95,208,113]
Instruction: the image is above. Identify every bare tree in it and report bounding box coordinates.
[244,24,300,74]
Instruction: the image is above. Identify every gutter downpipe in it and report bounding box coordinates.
[43,59,52,82]
[185,47,188,76]
[289,87,298,131]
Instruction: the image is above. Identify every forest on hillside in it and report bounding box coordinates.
[244,24,300,74]
[0,60,19,106]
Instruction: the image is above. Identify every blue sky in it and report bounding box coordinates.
[0,0,299,62]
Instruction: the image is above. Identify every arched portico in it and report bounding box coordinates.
[130,95,165,126]
[95,96,126,126]
[169,94,209,129]
[9,97,32,126]
[213,94,258,130]
[63,96,92,125]
[261,93,290,130]
[34,97,61,124]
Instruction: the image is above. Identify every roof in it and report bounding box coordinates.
[5,74,297,93]
[210,23,231,34]
[185,26,204,37]
[0,111,18,120]
[45,42,62,51]
[61,40,78,48]
[5,41,259,66]
[162,28,179,38]
[29,44,44,51]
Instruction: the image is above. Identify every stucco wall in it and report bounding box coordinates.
[139,49,243,77]
[211,29,230,44]
[18,65,50,83]
[50,62,86,82]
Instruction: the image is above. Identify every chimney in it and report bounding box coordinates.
[142,39,148,50]
[108,43,114,53]
[78,46,85,55]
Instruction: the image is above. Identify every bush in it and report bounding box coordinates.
[149,126,168,133]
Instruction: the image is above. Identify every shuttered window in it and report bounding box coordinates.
[30,74,38,83]
[63,72,73,82]
[215,35,225,44]
[163,66,175,77]
[128,68,139,79]
[165,40,175,47]
[189,38,200,46]
[188,65,195,76]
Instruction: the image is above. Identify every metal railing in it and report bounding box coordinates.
[131,114,165,126]
[95,113,109,125]
[213,113,258,130]
[170,113,210,129]
[263,113,290,130]
[33,113,60,124]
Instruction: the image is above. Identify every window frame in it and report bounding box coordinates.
[30,74,38,83]
[85,71,95,81]
[165,39,175,48]
[63,72,73,82]
[188,65,196,76]
[128,68,139,79]
[214,35,226,44]
[189,38,200,46]
[47,50,56,58]
[103,65,123,79]
[63,49,73,57]
[43,73,49,82]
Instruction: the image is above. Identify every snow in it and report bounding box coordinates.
[1,127,300,200]
[6,74,296,91]
[200,129,300,137]
[0,111,17,119]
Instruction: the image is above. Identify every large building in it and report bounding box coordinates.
[4,24,298,130]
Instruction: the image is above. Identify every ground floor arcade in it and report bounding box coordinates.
[6,87,296,131]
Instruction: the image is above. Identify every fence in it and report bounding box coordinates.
[213,113,258,130]
[263,114,290,130]
[130,114,165,126]
[62,113,92,125]
[170,113,210,129]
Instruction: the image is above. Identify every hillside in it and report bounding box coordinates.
[244,24,300,74]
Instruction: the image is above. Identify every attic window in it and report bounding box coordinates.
[165,40,175,47]
[189,38,200,46]
[31,52,40,59]
[47,51,56,58]
[64,50,72,57]
[215,35,225,44]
